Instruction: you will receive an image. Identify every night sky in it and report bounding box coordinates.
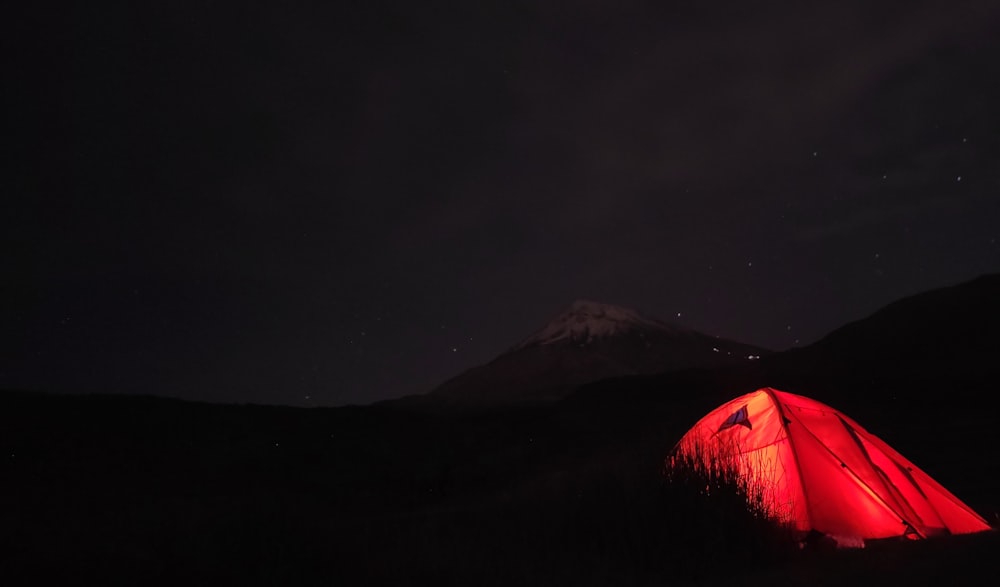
[7,1,1000,407]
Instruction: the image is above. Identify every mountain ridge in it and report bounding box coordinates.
[418,298,772,406]
[509,299,687,351]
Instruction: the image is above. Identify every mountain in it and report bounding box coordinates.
[796,273,1000,369]
[5,278,1000,586]
[751,273,1000,416]
[421,299,772,405]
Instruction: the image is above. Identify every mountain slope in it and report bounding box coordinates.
[802,273,1000,366]
[424,300,771,405]
[751,272,1000,415]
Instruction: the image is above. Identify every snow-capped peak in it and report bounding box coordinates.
[512,300,678,350]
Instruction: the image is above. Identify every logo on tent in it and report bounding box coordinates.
[718,405,752,431]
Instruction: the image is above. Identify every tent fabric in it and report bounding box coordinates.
[669,387,991,545]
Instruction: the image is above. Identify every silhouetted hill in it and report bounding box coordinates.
[751,273,1000,417]
[799,273,1000,376]
[4,275,1000,585]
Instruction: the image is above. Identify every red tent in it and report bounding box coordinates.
[669,387,991,546]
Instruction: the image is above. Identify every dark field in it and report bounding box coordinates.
[3,371,997,586]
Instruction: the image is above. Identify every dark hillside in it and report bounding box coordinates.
[4,371,996,586]
[3,277,999,585]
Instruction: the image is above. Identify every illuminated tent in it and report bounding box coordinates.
[669,387,991,546]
